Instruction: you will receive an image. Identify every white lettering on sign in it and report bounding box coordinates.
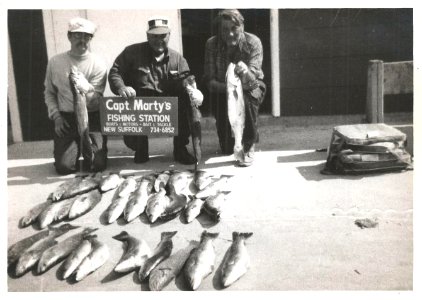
[107,114,136,122]
[138,114,170,122]
[133,99,171,113]
[106,99,130,113]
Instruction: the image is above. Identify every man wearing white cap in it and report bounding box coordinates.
[109,16,204,164]
[44,17,108,174]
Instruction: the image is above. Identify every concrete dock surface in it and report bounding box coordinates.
[6,115,414,293]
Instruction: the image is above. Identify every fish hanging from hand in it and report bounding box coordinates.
[69,67,94,169]
[226,63,245,162]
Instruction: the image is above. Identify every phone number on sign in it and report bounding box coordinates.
[151,127,175,133]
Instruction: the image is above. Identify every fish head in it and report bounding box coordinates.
[37,260,48,274]
[15,254,35,276]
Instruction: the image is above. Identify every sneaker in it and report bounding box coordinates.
[174,147,196,165]
[134,150,149,163]
[238,145,255,167]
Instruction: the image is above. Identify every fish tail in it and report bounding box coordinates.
[161,231,177,239]
[232,232,253,240]
[112,231,129,241]
[201,231,219,240]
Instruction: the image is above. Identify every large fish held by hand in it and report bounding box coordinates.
[226,62,245,161]
[69,66,94,169]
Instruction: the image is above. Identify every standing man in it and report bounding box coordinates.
[44,17,108,175]
[108,16,203,164]
[204,9,266,167]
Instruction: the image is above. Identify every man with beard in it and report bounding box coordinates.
[44,17,108,174]
[108,16,203,164]
[204,9,266,167]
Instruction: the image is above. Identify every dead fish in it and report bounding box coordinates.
[37,227,98,274]
[194,170,214,191]
[154,170,171,193]
[51,177,84,202]
[68,190,102,220]
[167,171,195,195]
[145,188,171,223]
[184,197,205,223]
[124,176,155,222]
[61,235,97,279]
[8,224,79,268]
[38,197,77,229]
[116,176,137,198]
[105,194,131,224]
[186,76,202,169]
[184,231,219,290]
[113,231,151,273]
[159,192,188,222]
[74,237,110,281]
[20,200,52,228]
[195,175,231,199]
[220,232,253,287]
[69,66,94,166]
[99,173,122,192]
[226,62,245,161]
[138,231,177,282]
[149,240,198,291]
[202,192,228,221]
[15,234,59,276]
[59,173,102,201]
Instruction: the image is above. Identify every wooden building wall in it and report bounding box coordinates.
[279,8,413,116]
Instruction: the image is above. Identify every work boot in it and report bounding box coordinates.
[134,151,149,163]
[174,146,196,165]
[133,139,149,164]
[238,144,255,167]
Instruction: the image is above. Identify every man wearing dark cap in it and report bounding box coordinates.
[204,9,266,167]
[44,17,108,174]
[109,16,203,164]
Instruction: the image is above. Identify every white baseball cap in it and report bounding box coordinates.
[147,16,170,34]
[68,17,97,35]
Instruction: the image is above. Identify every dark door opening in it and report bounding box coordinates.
[8,9,51,141]
[181,9,272,116]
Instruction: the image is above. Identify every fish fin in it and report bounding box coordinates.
[161,231,177,239]
[112,231,129,241]
[201,231,219,240]
[83,227,99,236]
[232,232,253,240]
[83,234,98,241]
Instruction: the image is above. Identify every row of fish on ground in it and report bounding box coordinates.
[8,224,253,290]
[19,170,234,230]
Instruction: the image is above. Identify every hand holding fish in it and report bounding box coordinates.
[118,86,136,97]
[235,61,258,91]
[234,61,249,76]
[188,87,204,107]
[70,70,93,95]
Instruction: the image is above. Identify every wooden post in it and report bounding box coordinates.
[270,9,280,117]
[366,60,383,123]
[8,33,23,143]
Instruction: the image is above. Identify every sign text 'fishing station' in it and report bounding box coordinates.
[99,97,178,136]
